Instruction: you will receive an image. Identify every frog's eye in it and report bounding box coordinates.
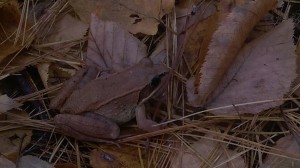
[150,72,168,87]
[150,75,161,87]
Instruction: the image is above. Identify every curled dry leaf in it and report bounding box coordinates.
[87,14,147,71]
[70,0,174,35]
[208,19,297,115]
[260,135,300,168]
[187,0,277,106]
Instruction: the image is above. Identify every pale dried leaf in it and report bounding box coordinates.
[260,135,300,168]
[87,14,147,71]
[187,0,277,106]
[208,19,296,115]
[0,95,22,112]
[172,137,246,168]
[18,155,54,168]
[44,14,88,43]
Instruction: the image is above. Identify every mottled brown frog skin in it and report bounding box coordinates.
[52,58,167,140]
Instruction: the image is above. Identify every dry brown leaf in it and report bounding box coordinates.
[0,0,22,63]
[171,136,246,168]
[0,95,22,112]
[90,145,144,168]
[183,14,218,75]
[18,155,54,168]
[44,14,88,44]
[177,1,216,69]
[70,0,174,35]
[187,0,277,106]
[87,14,147,71]
[260,135,300,168]
[208,19,296,115]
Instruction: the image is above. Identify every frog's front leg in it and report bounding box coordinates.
[54,112,120,140]
[135,103,162,132]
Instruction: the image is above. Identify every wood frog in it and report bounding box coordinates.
[51,58,167,141]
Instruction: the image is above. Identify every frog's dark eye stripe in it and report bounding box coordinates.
[150,72,168,87]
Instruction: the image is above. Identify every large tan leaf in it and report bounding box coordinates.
[171,136,246,168]
[260,135,300,168]
[208,19,296,115]
[87,14,147,71]
[187,0,277,106]
[70,0,174,35]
